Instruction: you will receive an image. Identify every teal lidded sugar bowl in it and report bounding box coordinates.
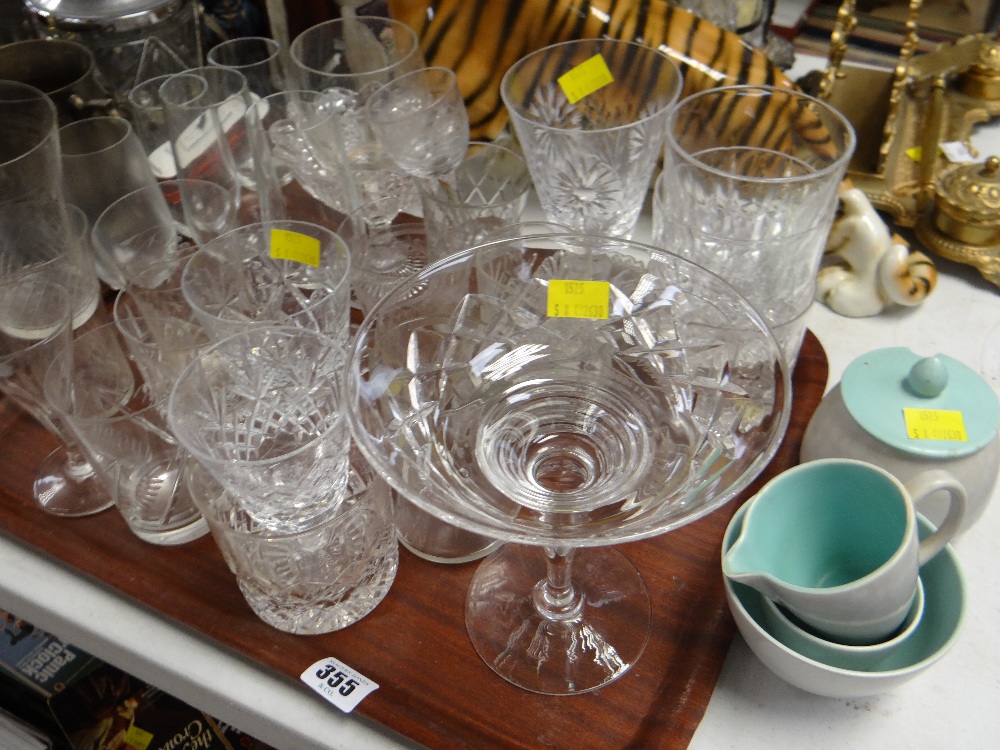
[801,347,1000,535]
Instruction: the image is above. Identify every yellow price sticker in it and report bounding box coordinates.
[270,228,321,267]
[123,725,154,750]
[903,408,968,442]
[547,279,610,319]
[558,54,615,104]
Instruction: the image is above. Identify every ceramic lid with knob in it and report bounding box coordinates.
[840,347,1000,458]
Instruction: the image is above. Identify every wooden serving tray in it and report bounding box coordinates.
[0,332,828,750]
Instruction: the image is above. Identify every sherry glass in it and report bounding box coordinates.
[347,232,791,695]
[288,16,425,213]
[366,66,470,178]
[0,271,112,517]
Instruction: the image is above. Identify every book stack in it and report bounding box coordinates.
[794,0,994,68]
[0,610,275,750]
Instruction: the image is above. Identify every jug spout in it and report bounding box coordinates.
[722,539,784,601]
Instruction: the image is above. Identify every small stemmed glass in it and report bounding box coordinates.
[366,66,470,179]
[0,268,112,517]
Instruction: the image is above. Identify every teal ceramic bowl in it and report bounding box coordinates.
[722,504,966,697]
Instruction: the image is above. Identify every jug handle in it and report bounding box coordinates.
[905,469,967,565]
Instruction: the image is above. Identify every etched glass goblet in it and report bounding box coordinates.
[288,16,425,213]
[366,66,470,178]
[0,272,113,517]
[44,321,209,545]
[347,232,790,695]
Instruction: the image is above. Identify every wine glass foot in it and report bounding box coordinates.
[465,544,651,696]
[33,446,114,518]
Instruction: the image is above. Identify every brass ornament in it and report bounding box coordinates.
[801,0,1000,288]
[916,156,1000,286]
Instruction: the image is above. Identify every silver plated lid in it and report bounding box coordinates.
[24,0,190,30]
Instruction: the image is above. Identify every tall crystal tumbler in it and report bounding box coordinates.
[500,38,682,237]
[44,321,208,544]
[167,326,352,532]
[288,17,425,213]
[180,220,351,346]
[185,451,398,634]
[207,36,287,98]
[418,140,533,261]
[656,85,856,323]
[651,175,818,367]
[158,68,256,216]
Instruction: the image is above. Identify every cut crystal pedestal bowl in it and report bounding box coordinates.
[347,232,790,695]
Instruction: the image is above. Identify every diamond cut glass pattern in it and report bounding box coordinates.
[168,326,350,532]
[348,232,790,695]
[501,40,682,237]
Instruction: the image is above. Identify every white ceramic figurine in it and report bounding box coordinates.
[817,182,937,317]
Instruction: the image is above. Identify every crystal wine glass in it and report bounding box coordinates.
[347,232,791,695]
[0,269,112,517]
[366,66,470,178]
[288,16,425,214]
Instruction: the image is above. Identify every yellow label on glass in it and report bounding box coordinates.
[270,228,321,267]
[123,725,154,750]
[558,54,614,104]
[904,408,968,442]
[547,280,610,319]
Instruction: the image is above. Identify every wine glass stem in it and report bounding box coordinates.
[532,546,584,622]
[64,445,95,480]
